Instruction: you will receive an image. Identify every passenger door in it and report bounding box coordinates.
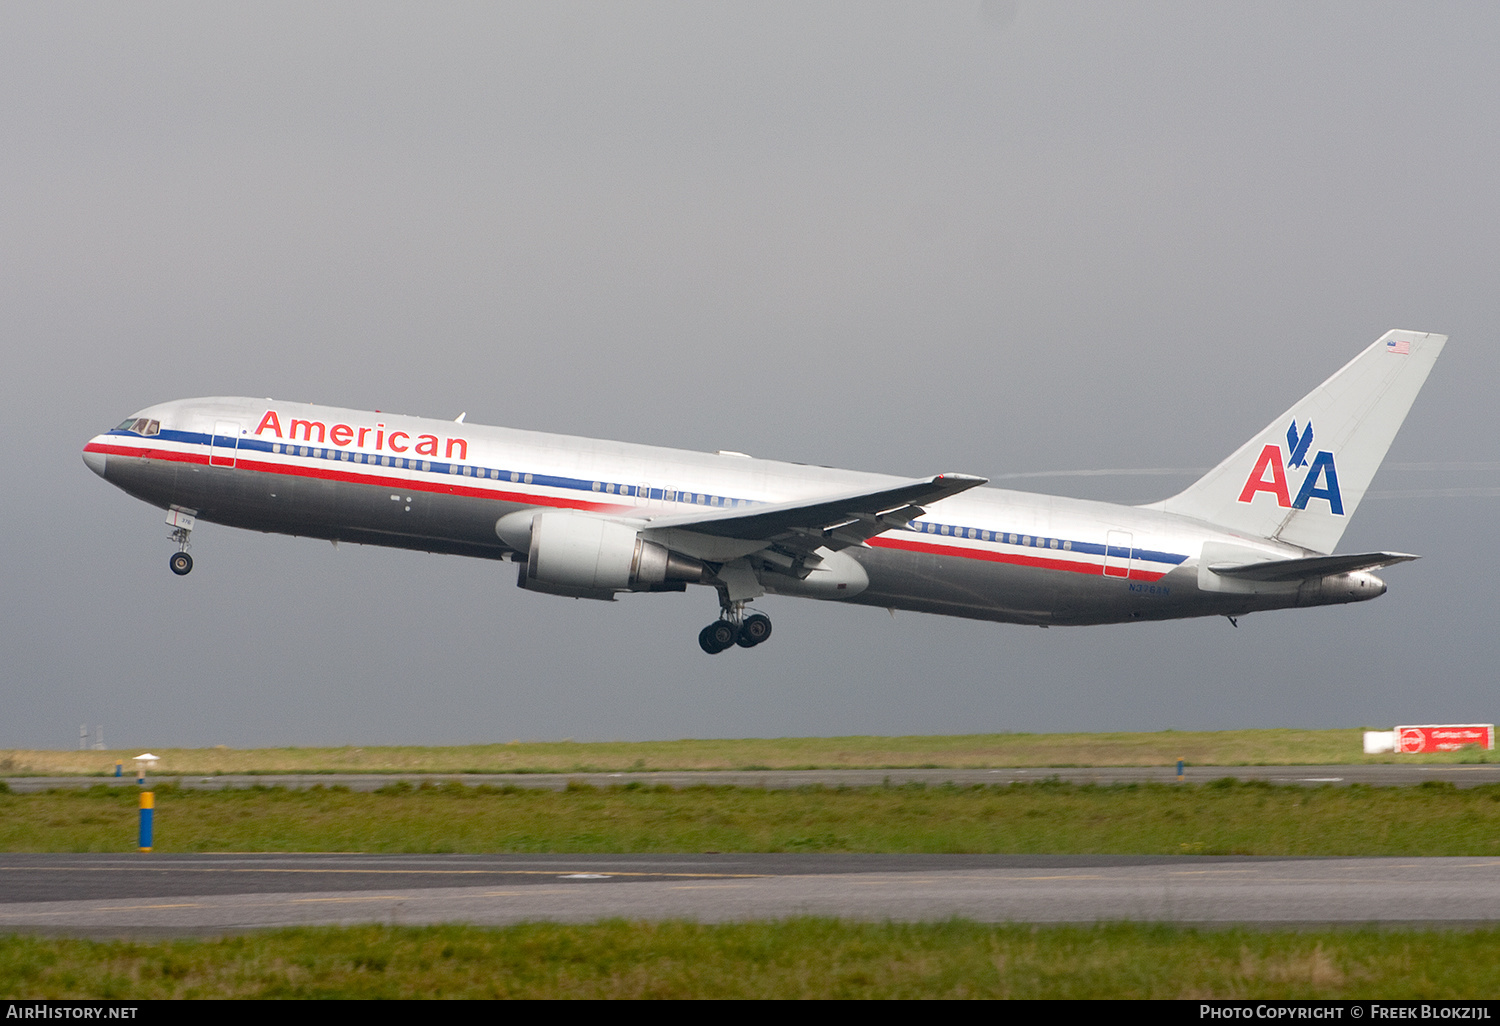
[1103,530,1133,579]
[210,421,241,468]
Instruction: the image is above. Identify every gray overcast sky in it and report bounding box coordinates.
[3,2,1497,749]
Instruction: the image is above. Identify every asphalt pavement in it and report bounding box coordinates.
[3,853,1498,935]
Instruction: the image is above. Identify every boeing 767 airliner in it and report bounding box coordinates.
[84,330,1444,652]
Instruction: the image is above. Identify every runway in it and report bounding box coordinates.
[3,854,1499,934]
[8,763,1500,793]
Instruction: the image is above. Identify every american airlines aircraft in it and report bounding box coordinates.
[84,330,1443,653]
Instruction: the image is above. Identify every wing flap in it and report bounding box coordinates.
[1209,551,1418,582]
[639,474,987,546]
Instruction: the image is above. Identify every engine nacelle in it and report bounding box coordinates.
[514,511,706,598]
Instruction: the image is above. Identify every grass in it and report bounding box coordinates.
[3,921,1499,998]
[3,728,1495,777]
[5,778,1500,856]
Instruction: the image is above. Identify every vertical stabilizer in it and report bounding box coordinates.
[1150,330,1446,553]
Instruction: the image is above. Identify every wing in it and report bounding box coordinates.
[638,473,987,555]
[1208,551,1418,582]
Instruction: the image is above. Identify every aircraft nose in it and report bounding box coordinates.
[82,444,107,478]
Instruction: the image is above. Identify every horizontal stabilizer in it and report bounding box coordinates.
[1209,551,1418,583]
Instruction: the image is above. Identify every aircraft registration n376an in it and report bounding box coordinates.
[85,330,1444,653]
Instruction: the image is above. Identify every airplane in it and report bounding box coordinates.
[83,329,1444,653]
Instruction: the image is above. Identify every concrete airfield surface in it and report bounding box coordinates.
[8,763,1500,792]
[8,766,1499,934]
[3,854,1500,934]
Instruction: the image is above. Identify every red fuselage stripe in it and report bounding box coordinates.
[88,442,1171,579]
[869,535,1169,582]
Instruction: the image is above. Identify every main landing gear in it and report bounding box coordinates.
[698,603,773,655]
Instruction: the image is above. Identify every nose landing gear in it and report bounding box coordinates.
[165,508,196,576]
[698,602,773,654]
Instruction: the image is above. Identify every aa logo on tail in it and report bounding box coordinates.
[1237,420,1344,514]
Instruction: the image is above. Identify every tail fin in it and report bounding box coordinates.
[1151,330,1446,553]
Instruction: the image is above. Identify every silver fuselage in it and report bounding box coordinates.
[84,397,1388,626]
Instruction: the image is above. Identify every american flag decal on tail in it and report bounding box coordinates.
[1387,336,1411,355]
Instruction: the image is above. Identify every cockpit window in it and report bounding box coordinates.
[115,418,161,435]
[116,419,139,432]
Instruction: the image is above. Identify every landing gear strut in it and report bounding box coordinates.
[166,509,196,576]
[698,600,773,655]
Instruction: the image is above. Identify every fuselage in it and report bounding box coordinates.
[83,397,1387,627]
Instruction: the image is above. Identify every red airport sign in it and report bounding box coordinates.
[1395,724,1495,754]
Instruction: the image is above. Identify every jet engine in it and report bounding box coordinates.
[501,510,706,599]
